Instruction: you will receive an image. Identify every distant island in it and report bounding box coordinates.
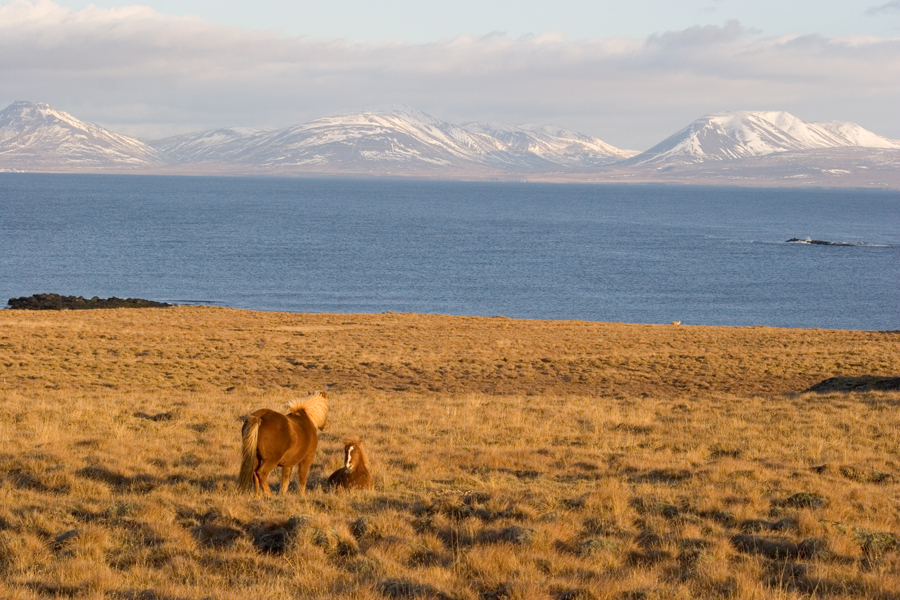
[1,101,899,188]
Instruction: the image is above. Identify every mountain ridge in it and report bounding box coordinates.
[1,101,898,188]
[149,105,639,171]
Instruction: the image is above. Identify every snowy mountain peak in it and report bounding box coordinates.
[0,100,164,168]
[8,100,54,113]
[2,100,92,133]
[7,100,56,114]
[631,110,900,164]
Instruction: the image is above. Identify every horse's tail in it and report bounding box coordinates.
[238,415,261,492]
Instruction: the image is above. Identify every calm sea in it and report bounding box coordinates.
[1,173,897,330]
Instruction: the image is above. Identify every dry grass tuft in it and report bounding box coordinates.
[0,307,898,599]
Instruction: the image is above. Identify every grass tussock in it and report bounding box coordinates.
[0,307,898,599]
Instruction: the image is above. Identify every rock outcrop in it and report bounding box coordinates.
[7,294,171,310]
[806,376,900,393]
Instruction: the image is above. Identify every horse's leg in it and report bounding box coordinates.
[279,465,293,496]
[251,458,264,498]
[256,458,279,497]
[296,454,315,494]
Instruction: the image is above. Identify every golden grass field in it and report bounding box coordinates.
[0,306,898,600]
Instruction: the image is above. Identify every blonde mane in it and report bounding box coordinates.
[289,391,328,429]
[345,438,369,467]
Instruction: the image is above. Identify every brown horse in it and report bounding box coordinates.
[238,391,328,497]
[327,438,374,492]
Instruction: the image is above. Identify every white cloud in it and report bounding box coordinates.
[1,0,898,150]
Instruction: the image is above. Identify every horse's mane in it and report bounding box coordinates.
[288,391,328,429]
[345,438,369,468]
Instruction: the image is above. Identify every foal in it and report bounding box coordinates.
[327,439,374,492]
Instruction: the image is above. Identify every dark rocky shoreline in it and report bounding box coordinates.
[7,294,171,310]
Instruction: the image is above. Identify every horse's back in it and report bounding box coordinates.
[253,408,289,434]
[256,409,318,465]
[286,410,319,440]
[252,409,295,459]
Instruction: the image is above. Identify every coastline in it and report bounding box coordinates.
[2,165,900,190]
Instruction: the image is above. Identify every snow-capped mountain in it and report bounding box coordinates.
[150,106,634,172]
[150,127,264,163]
[629,111,900,164]
[1,101,897,187]
[463,122,638,167]
[0,101,164,169]
[178,106,504,169]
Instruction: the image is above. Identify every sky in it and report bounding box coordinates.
[2,0,899,150]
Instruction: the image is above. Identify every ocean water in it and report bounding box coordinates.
[1,173,898,330]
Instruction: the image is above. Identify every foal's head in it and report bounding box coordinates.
[343,439,368,471]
